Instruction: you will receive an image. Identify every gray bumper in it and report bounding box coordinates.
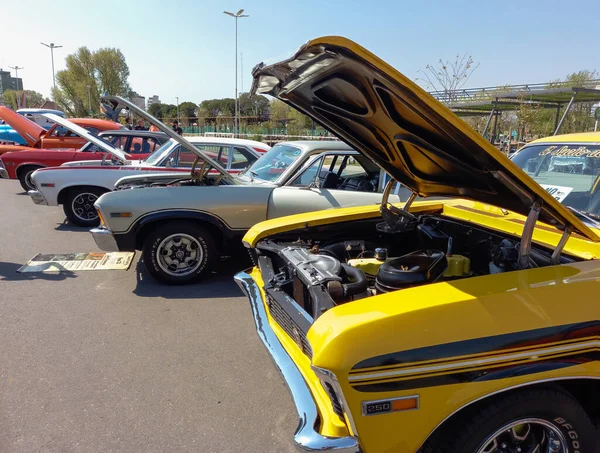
[234,271,361,453]
[90,227,119,252]
[27,190,48,205]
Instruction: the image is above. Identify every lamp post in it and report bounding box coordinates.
[8,66,24,108]
[87,85,92,115]
[175,96,180,122]
[223,9,249,136]
[40,42,63,89]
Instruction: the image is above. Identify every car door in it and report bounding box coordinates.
[267,153,401,219]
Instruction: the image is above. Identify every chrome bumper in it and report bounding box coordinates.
[0,168,8,179]
[90,227,119,252]
[234,271,361,453]
[27,190,48,205]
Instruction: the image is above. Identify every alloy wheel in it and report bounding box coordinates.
[156,233,204,277]
[71,193,100,222]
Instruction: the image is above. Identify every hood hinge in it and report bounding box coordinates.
[518,200,542,269]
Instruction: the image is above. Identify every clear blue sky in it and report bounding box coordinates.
[1,0,598,105]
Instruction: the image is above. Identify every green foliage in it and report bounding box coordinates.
[148,102,164,119]
[238,93,269,119]
[178,102,197,124]
[198,98,235,117]
[2,89,46,109]
[52,47,131,117]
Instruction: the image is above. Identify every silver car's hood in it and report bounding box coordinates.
[113,172,194,188]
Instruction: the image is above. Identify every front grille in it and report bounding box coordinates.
[267,295,313,359]
[323,381,345,420]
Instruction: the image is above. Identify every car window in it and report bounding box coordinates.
[289,154,376,192]
[49,125,75,137]
[231,146,255,169]
[127,137,160,155]
[81,135,121,153]
[84,126,101,135]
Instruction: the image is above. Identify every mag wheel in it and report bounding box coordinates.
[143,221,216,284]
[63,187,106,227]
[421,388,597,453]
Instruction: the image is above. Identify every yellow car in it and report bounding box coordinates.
[236,36,600,453]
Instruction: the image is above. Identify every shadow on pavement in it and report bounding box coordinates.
[0,261,77,281]
[54,220,94,232]
[132,258,247,299]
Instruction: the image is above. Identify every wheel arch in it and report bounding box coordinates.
[420,376,600,450]
[16,162,45,177]
[57,184,111,206]
[133,210,243,252]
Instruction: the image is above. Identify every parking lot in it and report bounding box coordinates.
[0,179,297,452]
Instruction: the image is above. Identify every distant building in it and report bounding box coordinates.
[147,95,160,107]
[131,94,146,110]
[0,68,23,96]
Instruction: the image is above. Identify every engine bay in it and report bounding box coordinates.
[256,214,580,321]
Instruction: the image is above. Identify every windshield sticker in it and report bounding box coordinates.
[540,184,573,202]
[539,145,600,158]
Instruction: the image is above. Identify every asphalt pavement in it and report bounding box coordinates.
[0,179,297,453]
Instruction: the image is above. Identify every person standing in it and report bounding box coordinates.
[171,120,183,135]
[124,117,133,130]
[134,119,147,131]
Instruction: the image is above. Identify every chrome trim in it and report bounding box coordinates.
[418,376,600,451]
[361,395,420,416]
[234,271,361,453]
[0,168,9,179]
[348,339,600,382]
[27,190,47,205]
[312,366,358,436]
[90,227,119,252]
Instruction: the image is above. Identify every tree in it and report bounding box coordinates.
[148,102,164,119]
[238,93,270,120]
[178,101,198,124]
[417,54,480,104]
[2,89,46,109]
[198,98,235,118]
[51,47,131,117]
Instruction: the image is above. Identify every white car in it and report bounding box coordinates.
[28,114,270,227]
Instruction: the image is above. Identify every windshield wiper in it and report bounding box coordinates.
[566,206,600,225]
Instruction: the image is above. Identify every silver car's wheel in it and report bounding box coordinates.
[156,233,204,277]
[143,221,216,284]
[476,418,567,453]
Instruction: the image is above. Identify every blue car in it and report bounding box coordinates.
[0,108,65,145]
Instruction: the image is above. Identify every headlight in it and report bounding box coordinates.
[0,158,5,170]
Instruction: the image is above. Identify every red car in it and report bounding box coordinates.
[0,129,169,190]
[0,106,122,156]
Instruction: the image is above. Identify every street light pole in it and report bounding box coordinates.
[41,42,63,89]
[175,96,180,122]
[223,9,249,137]
[8,66,24,108]
[87,85,92,115]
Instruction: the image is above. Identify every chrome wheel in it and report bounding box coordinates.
[71,192,99,222]
[156,233,203,277]
[477,418,568,453]
[24,170,37,190]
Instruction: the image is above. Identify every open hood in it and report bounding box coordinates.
[251,36,600,242]
[100,96,232,181]
[0,106,46,147]
[43,114,128,162]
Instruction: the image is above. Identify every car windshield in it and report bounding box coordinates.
[511,143,600,217]
[144,140,176,165]
[244,144,303,182]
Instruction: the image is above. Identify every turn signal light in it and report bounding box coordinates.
[96,209,106,227]
[110,212,132,218]
[391,397,419,411]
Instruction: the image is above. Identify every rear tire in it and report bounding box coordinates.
[18,165,43,191]
[420,388,597,453]
[63,186,107,227]
[142,221,216,285]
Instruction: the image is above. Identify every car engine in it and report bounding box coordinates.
[256,214,578,321]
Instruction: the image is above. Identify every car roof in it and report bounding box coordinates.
[276,140,353,151]
[67,118,122,129]
[185,135,270,149]
[529,131,600,144]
